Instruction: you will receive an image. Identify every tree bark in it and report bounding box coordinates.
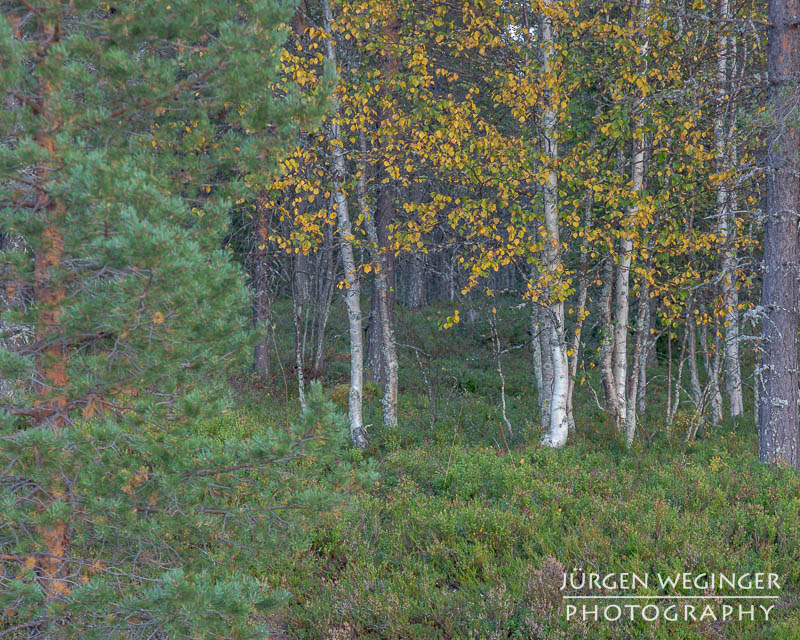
[714,0,744,418]
[759,0,800,467]
[532,305,555,433]
[613,0,649,441]
[292,255,307,410]
[358,134,399,430]
[538,0,569,448]
[323,0,366,448]
[531,305,549,431]
[599,257,618,420]
[624,280,649,445]
[636,293,653,416]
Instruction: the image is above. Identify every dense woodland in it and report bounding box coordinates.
[1,0,800,638]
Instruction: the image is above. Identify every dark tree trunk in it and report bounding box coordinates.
[759,0,800,468]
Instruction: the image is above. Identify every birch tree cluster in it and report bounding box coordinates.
[255,0,795,464]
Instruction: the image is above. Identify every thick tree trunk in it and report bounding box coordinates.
[538,0,568,448]
[759,0,800,467]
[252,200,271,379]
[323,0,366,448]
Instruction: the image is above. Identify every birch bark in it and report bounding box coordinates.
[323,0,366,448]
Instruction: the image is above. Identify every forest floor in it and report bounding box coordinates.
[200,299,800,639]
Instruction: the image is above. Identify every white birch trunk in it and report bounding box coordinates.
[599,258,618,420]
[613,0,649,436]
[323,0,366,448]
[539,0,568,448]
[715,0,744,418]
[710,321,724,426]
[636,296,652,416]
[531,305,550,431]
[624,280,649,445]
[688,314,704,426]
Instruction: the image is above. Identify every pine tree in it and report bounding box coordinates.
[0,1,334,636]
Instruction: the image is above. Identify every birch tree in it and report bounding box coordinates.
[715,0,744,418]
[322,0,367,449]
[538,0,570,448]
[616,0,649,447]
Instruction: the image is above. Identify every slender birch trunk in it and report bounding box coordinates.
[490,310,513,438]
[715,0,744,418]
[636,295,653,416]
[358,134,399,430]
[688,313,704,423]
[710,320,724,426]
[323,0,366,448]
[613,0,649,440]
[667,327,689,430]
[599,258,618,420]
[539,0,569,448]
[721,188,743,417]
[292,258,307,410]
[666,330,672,427]
[624,279,649,445]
